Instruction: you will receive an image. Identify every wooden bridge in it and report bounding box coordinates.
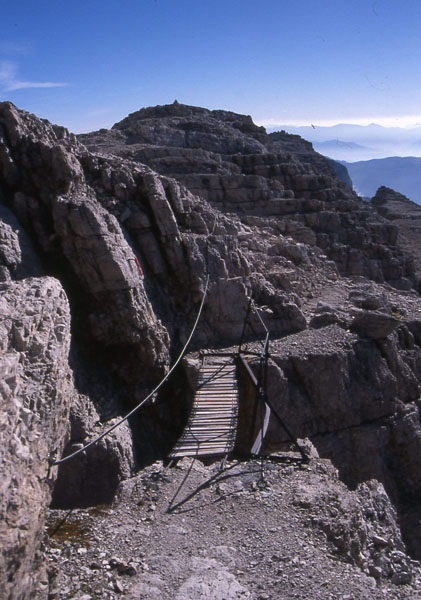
[51,278,305,469]
[169,356,239,458]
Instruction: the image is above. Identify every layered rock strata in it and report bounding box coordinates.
[371,186,421,280]
[81,102,417,290]
[1,100,421,596]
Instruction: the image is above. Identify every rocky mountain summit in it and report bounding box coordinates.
[1,101,421,599]
[81,102,416,291]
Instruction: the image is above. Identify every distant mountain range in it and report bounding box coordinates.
[340,157,421,204]
[267,123,421,204]
[269,123,421,162]
[316,140,369,151]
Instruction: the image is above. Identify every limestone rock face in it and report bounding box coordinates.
[0,102,170,385]
[0,204,44,281]
[2,100,421,595]
[371,186,421,282]
[0,277,73,600]
[50,393,135,509]
[81,102,417,290]
[236,288,421,559]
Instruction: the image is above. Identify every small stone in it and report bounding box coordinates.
[371,534,388,547]
[114,578,124,593]
[391,571,412,585]
[109,556,121,568]
[391,550,407,561]
[117,562,137,576]
[369,565,382,579]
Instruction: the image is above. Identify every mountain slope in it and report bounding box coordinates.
[80,102,416,290]
[2,101,421,598]
[343,156,421,204]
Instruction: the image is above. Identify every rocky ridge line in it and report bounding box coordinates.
[81,101,417,291]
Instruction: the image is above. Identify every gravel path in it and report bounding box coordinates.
[44,456,421,600]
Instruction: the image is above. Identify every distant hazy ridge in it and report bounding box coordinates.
[272,123,421,204]
[342,157,421,204]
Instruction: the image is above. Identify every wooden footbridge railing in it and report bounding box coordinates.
[169,296,307,462]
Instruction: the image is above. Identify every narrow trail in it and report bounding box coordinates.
[45,457,421,600]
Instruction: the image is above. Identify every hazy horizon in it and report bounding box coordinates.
[266,122,421,162]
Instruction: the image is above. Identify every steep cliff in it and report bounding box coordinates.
[1,101,421,598]
[371,186,421,280]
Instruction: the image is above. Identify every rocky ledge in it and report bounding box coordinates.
[1,101,421,598]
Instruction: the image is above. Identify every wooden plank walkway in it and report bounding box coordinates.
[169,357,239,458]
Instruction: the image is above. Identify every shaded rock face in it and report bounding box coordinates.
[50,394,135,509]
[371,186,421,285]
[81,102,416,290]
[326,157,353,188]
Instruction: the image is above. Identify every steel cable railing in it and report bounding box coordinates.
[49,274,210,467]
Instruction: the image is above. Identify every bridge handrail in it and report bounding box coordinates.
[237,298,308,462]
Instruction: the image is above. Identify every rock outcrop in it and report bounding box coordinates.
[81,102,417,290]
[371,185,421,281]
[1,100,421,597]
[0,277,73,600]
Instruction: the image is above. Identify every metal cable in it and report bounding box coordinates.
[50,274,210,466]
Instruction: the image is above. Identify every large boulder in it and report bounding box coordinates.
[0,277,74,600]
[351,310,399,339]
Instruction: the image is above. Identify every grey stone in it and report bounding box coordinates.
[175,560,250,600]
[351,310,399,339]
[391,571,412,585]
[0,277,74,600]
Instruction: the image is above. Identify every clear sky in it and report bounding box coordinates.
[2,0,421,133]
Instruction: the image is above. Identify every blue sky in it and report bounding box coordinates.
[2,0,421,133]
